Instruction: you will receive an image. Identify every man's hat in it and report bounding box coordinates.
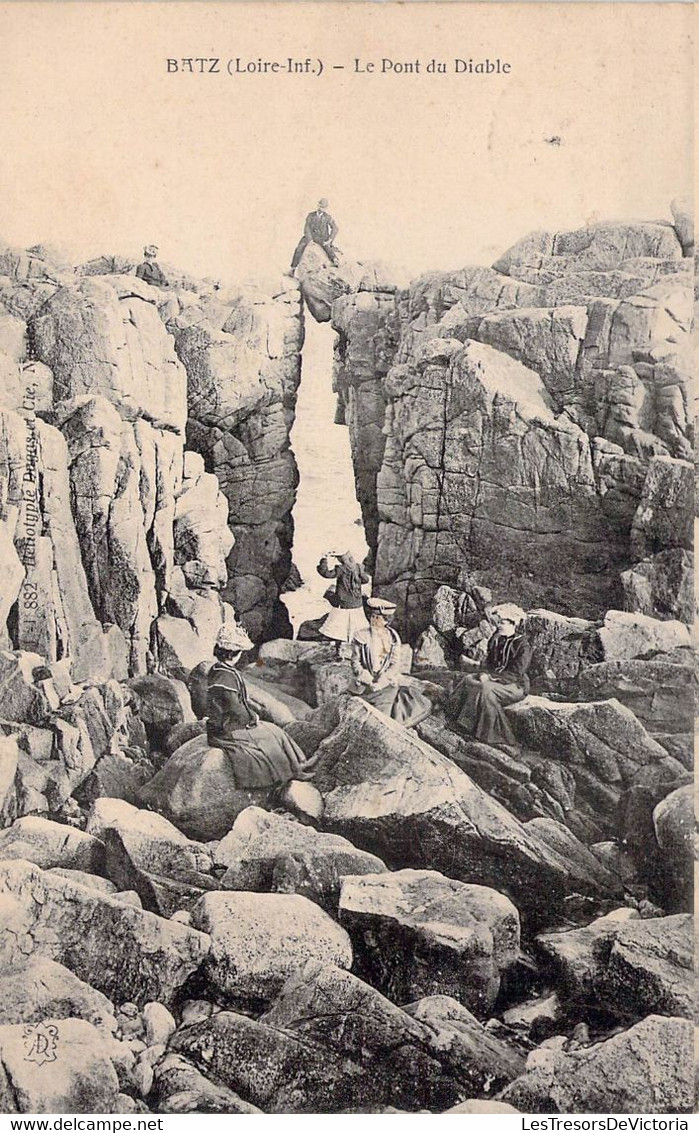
[317,198,329,209]
[215,622,253,652]
[366,596,397,616]
[143,244,159,257]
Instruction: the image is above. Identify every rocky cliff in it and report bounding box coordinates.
[0,215,693,1116]
[318,214,693,637]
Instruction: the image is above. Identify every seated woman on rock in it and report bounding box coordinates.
[207,623,319,789]
[350,596,433,728]
[445,603,531,747]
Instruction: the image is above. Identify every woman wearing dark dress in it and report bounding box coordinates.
[206,623,319,788]
[446,604,532,747]
[317,551,370,647]
[350,597,433,728]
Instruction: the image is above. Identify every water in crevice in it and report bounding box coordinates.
[282,316,369,634]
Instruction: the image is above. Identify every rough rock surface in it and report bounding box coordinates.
[403,995,525,1095]
[137,732,271,841]
[505,695,674,839]
[310,698,620,924]
[500,1015,693,1114]
[190,891,352,1004]
[0,958,116,1028]
[152,1053,262,1114]
[173,277,303,640]
[338,869,519,1015]
[0,858,210,1007]
[331,220,691,638]
[537,912,692,1022]
[0,815,104,872]
[0,264,235,680]
[214,806,387,911]
[0,1017,121,1113]
[175,961,475,1112]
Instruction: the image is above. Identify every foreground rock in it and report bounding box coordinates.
[310,699,621,924]
[501,1015,693,1113]
[176,962,476,1111]
[537,913,692,1022]
[0,859,210,1007]
[0,1018,121,1113]
[86,798,217,916]
[403,995,525,1095]
[190,891,352,1005]
[214,806,386,911]
[152,1053,262,1114]
[339,869,519,1015]
[506,695,673,840]
[652,785,694,911]
[0,816,104,872]
[0,958,116,1028]
[137,732,272,841]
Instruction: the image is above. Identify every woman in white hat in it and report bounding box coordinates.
[350,597,433,728]
[446,603,531,747]
[317,550,370,651]
[206,622,319,787]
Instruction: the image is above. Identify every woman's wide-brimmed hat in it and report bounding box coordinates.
[143,244,159,257]
[490,602,525,627]
[215,622,253,652]
[366,596,397,617]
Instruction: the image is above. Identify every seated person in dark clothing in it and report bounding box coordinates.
[290,199,340,270]
[207,622,319,787]
[135,244,169,288]
[446,603,532,747]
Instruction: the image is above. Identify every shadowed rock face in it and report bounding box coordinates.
[0,264,235,679]
[309,698,621,926]
[172,279,303,641]
[329,219,691,639]
[500,1015,694,1114]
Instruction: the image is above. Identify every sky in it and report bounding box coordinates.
[0,3,693,287]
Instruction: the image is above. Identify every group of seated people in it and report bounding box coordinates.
[200,550,533,797]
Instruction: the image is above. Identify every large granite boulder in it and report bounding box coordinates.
[137,731,270,841]
[85,797,217,916]
[576,656,693,737]
[175,962,475,1112]
[506,695,673,839]
[597,609,691,660]
[0,816,104,872]
[500,1015,693,1114]
[189,891,352,1006]
[537,912,692,1022]
[0,859,210,1007]
[0,958,116,1028]
[403,995,525,1096]
[338,869,519,1015]
[0,1018,121,1114]
[214,806,386,911]
[310,699,620,925]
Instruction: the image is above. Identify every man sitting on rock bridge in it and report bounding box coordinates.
[290,198,340,272]
[135,244,170,289]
